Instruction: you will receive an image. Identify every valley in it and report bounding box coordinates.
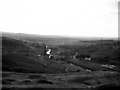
[1,32,120,90]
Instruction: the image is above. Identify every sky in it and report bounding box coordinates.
[0,0,119,37]
[118,1,120,37]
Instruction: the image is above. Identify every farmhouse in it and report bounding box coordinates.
[46,47,53,59]
[101,64,115,69]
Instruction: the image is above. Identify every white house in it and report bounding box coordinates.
[46,48,53,59]
[85,57,91,61]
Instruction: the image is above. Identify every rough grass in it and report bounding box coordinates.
[2,54,66,73]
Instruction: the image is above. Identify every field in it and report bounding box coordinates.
[1,32,120,90]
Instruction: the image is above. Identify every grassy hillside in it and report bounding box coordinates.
[2,32,120,73]
[56,40,120,65]
[2,37,67,73]
[3,54,48,73]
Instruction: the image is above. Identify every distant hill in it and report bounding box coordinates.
[2,32,118,46]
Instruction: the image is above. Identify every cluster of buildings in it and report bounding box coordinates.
[37,44,53,59]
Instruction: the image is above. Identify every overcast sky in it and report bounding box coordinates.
[0,0,119,37]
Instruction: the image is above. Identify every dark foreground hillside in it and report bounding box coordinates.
[1,34,120,89]
[2,71,120,90]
